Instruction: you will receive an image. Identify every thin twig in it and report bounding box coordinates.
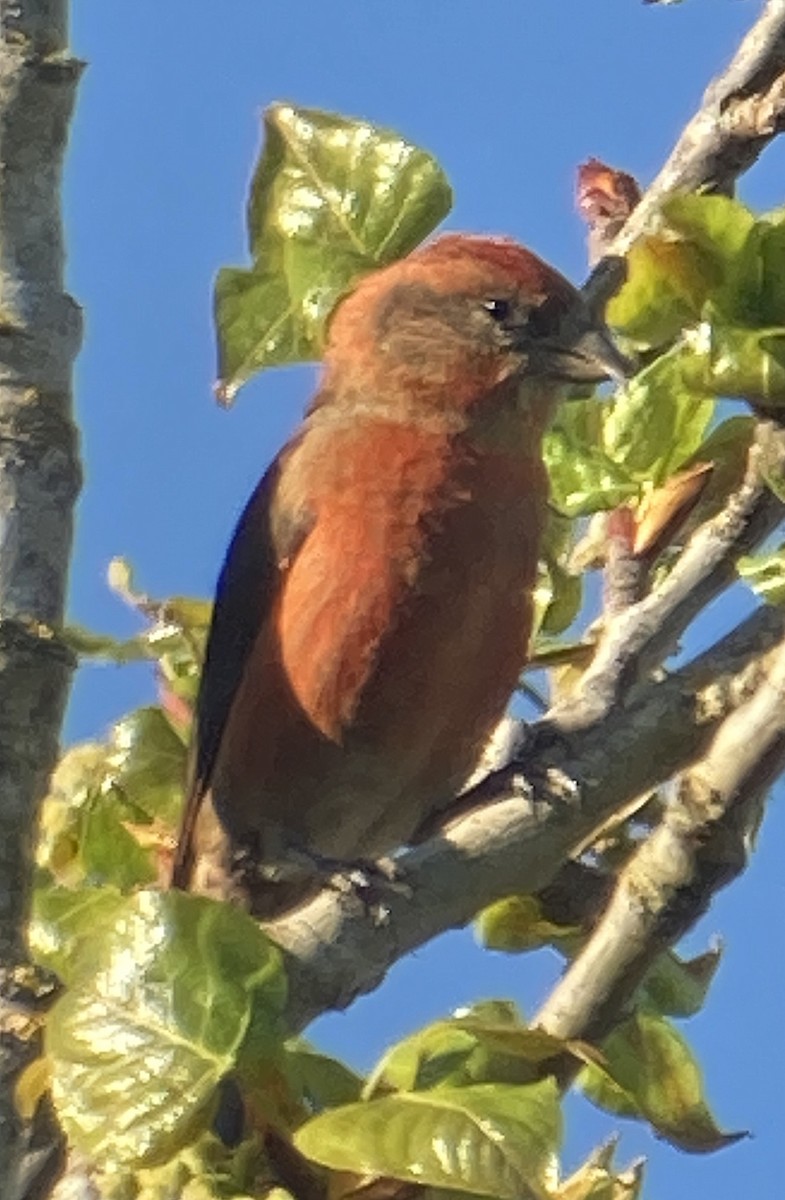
[607,0,785,257]
[272,612,782,1030]
[533,637,785,1045]
[551,422,785,732]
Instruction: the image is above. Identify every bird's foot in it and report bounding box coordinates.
[324,855,411,926]
[235,844,410,923]
[512,721,581,811]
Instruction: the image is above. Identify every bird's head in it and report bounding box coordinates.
[323,234,630,426]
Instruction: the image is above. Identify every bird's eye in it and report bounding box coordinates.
[482,298,512,323]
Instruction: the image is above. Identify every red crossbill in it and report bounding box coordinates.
[171,234,628,916]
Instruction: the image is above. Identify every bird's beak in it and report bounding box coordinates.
[543,324,635,386]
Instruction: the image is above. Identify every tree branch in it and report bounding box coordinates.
[607,0,785,257]
[533,635,785,1045]
[550,422,785,732]
[264,0,785,1061]
[0,0,83,1192]
[271,594,784,1031]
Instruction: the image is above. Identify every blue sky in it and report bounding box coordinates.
[66,3,784,1195]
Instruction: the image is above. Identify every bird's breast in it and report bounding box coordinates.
[215,414,549,861]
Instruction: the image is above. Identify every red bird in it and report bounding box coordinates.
[172,234,627,915]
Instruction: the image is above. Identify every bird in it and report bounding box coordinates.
[171,233,629,917]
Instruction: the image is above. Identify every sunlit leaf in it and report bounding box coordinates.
[47,890,287,1170]
[36,743,108,882]
[79,791,158,889]
[366,1004,585,1099]
[661,194,759,326]
[295,1080,561,1200]
[544,400,639,517]
[30,883,128,983]
[215,103,452,400]
[681,415,756,528]
[107,706,188,825]
[681,317,785,407]
[607,235,709,347]
[758,213,785,324]
[603,346,714,484]
[127,1130,271,1200]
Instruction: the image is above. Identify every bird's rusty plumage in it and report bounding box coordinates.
[172,234,626,915]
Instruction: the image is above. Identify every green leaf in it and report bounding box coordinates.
[125,1131,270,1200]
[737,546,785,604]
[544,400,639,518]
[758,214,785,324]
[536,514,582,638]
[295,1079,561,1200]
[681,415,756,526]
[30,884,128,984]
[640,946,722,1018]
[36,743,110,881]
[606,235,710,347]
[78,791,158,890]
[662,194,761,326]
[47,890,287,1170]
[681,317,785,407]
[285,1039,364,1109]
[662,194,756,269]
[215,103,453,399]
[366,1005,581,1098]
[603,345,715,484]
[579,1011,744,1152]
[107,706,188,825]
[477,895,580,953]
[366,1023,479,1095]
[36,709,186,892]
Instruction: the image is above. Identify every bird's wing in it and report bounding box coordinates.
[170,450,313,887]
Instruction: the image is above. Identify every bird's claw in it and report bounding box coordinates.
[327,856,411,925]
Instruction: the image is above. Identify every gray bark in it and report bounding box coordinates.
[0,0,82,1194]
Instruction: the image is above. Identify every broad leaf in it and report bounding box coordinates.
[603,346,714,484]
[215,103,452,400]
[737,546,785,604]
[47,890,286,1169]
[107,706,188,825]
[640,946,722,1018]
[285,1039,364,1109]
[544,400,639,517]
[579,1011,744,1152]
[477,895,580,953]
[685,320,785,407]
[30,883,128,984]
[295,1079,561,1200]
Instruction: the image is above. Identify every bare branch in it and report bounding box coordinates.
[608,0,785,256]
[271,602,782,1031]
[533,636,785,1045]
[551,422,785,732]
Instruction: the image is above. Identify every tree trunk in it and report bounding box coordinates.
[0,0,82,1192]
